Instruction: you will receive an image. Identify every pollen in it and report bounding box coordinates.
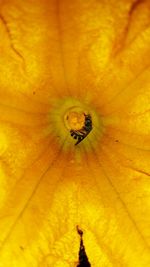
[66,111,85,131]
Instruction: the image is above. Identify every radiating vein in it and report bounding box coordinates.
[90,141,150,250]
[0,136,68,251]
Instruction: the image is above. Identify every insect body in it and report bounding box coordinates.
[70,114,92,145]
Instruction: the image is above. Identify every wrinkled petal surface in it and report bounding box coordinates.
[0,0,150,266]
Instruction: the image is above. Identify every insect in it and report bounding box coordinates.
[70,114,92,145]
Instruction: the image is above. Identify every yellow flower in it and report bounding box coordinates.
[0,0,150,266]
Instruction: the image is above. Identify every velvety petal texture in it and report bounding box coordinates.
[0,0,150,266]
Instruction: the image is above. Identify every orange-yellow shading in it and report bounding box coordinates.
[0,0,150,267]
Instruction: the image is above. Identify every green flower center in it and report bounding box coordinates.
[47,97,103,151]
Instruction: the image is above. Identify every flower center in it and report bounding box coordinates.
[64,108,86,131]
[64,108,93,145]
[48,97,103,150]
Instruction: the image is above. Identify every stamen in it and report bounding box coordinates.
[69,114,92,145]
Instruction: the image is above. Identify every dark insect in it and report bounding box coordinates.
[70,114,92,145]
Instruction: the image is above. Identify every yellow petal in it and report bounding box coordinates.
[0,0,150,267]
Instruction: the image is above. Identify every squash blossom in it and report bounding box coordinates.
[0,0,150,266]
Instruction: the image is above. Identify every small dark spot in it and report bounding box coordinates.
[33,91,36,95]
[77,225,83,236]
[19,246,24,251]
[115,140,119,143]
